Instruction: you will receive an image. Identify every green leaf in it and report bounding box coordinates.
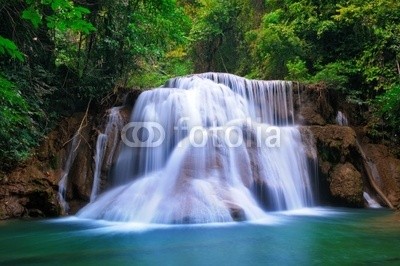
[0,36,24,61]
[50,0,65,10]
[74,6,91,15]
[22,7,42,28]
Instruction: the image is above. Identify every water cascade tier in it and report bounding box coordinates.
[90,107,125,202]
[78,73,316,223]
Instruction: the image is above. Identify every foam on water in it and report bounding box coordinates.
[77,73,317,224]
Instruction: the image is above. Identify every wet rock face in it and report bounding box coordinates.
[2,82,400,219]
[0,171,60,219]
[66,120,95,213]
[300,125,365,207]
[299,115,400,208]
[228,205,246,221]
[0,100,134,219]
[362,144,400,209]
[329,163,363,206]
[306,125,358,163]
[0,112,95,219]
[294,83,335,125]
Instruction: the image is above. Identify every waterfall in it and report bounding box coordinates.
[90,107,124,202]
[78,73,316,223]
[90,134,107,202]
[363,192,382,208]
[58,133,80,213]
[336,111,348,126]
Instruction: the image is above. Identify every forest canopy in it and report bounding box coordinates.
[1,0,399,170]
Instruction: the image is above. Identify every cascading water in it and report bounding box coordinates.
[363,192,381,208]
[336,111,349,126]
[90,134,107,202]
[78,73,316,223]
[58,133,80,213]
[90,107,125,202]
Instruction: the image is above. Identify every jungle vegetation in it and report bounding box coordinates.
[1,0,399,170]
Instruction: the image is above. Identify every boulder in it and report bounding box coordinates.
[300,125,365,207]
[329,163,363,206]
[300,125,400,208]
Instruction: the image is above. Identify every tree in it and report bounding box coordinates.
[188,0,264,73]
[0,0,95,169]
[80,0,191,88]
[0,0,192,170]
[245,0,400,135]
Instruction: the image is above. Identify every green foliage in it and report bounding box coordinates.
[22,0,95,33]
[0,77,28,125]
[248,18,304,79]
[286,58,310,82]
[128,49,193,89]
[0,36,24,61]
[311,62,349,89]
[0,75,33,167]
[2,0,400,169]
[188,0,258,73]
[129,73,166,88]
[21,6,42,28]
[0,0,193,169]
[242,0,400,132]
[64,0,191,99]
[0,62,61,169]
[0,0,95,170]
[247,0,399,84]
[376,85,400,132]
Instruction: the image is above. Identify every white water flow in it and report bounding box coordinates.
[78,73,316,223]
[58,133,80,213]
[90,107,124,202]
[90,134,107,202]
[336,111,349,126]
[363,192,382,208]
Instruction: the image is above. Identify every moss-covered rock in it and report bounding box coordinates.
[300,125,365,207]
[329,163,363,207]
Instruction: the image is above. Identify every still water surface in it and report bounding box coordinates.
[1,208,399,265]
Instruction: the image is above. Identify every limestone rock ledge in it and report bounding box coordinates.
[300,125,364,207]
[0,168,60,219]
[0,93,134,219]
[0,112,95,219]
[300,125,400,208]
[361,144,400,209]
[296,84,400,209]
[1,83,400,220]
